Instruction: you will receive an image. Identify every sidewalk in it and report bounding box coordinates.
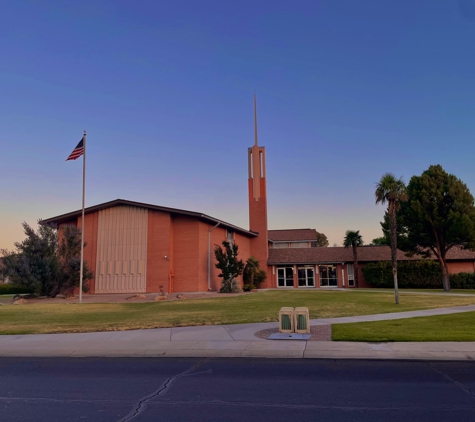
[1,305,475,361]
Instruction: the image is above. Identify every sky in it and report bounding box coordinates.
[2,0,475,250]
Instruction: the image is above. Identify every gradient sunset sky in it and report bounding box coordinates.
[2,0,475,250]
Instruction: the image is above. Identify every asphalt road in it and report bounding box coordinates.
[1,358,475,421]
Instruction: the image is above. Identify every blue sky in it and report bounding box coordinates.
[2,0,475,249]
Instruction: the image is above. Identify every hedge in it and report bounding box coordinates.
[0,284,34,295]
[450,272,475,289]
[362,261,443,288]
[362,262,475,289]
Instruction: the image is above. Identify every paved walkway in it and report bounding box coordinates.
[1,305,475,361]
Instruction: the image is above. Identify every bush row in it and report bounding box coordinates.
[0,284,34,295]
[450,272,475,289]
[362,261,475,289]
[362,261,443,288]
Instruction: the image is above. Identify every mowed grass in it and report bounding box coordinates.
[355,288,475,294]
[3,290,475,335]
[332,311,475,342]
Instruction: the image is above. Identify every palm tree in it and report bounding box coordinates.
[375,173,408,305]
[343,230,364,288]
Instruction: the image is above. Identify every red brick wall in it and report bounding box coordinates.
[447,261,475,274]
[83,212,98,293]
[198,223,253,292]
[356,264,371,288]
[60,212,98,294]
[146,210,172,293]
[172,216,200,292]
[249,178,270,287]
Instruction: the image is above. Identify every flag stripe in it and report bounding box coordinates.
[66,137,85,161]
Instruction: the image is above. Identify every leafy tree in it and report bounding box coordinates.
[379,210,410,251]
[56,225,93,296]
[315,232,329,247]
[1,222,59,296]
[370,237,388,246]
[1,222,93,296]
[214,241,245,293]
[242,256,267,291]
[398,165,475,292]
[343,230,363,288]
[375,173,408,304]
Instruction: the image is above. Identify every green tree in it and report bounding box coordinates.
[370,237,388,246]
[243,256,267,291]
[1,222,59,296]
[56,225,94,296]
[315,232,329,247]
[343,230,364,288]
[214,241,245,293]
[375,173,408,304]
[379,210,410,251]
[1,222,93,296]
[399,165,475,292]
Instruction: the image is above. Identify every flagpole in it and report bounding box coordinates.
[79,130,86,303]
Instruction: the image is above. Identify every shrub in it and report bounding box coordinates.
[214,241,244,293]
[362,261,443,288]
[0,284,33,295]
[243,257,267,290]
[450,272,475,289]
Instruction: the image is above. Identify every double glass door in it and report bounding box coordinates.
[319,265,338,287]
[277,267,294,287]
[298,267,315,287]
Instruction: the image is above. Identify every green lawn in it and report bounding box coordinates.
[332,311,475,342]
[3,290,475,335]
[355,288,475,294]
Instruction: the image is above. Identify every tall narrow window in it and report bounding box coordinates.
[259,151,264,177]
[347,264,355,287]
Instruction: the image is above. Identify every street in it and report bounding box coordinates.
[1,358,474,421]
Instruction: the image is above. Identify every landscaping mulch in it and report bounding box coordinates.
[254,324,332,341]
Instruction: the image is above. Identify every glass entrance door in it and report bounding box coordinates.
[277,267,294,287]
[319,265,338,287]
[298,267,315,287]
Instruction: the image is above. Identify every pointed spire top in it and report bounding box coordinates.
[254,93,258,147]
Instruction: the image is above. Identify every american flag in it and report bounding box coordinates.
[66,137,84,161]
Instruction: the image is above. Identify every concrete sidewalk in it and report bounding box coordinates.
[1,305,475,361]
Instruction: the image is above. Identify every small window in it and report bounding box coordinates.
[226,230,235,244]
[273,242,288,248]
[290,242,309,248]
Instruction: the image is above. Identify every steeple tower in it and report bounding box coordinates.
[248,95,269,270]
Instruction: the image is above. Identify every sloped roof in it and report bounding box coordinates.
[268,245,475,265]
[445,246,475,260]
[268,229,318,242]
[268,246,418,265]
[40,199,257,238]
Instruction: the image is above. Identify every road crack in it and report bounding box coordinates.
[428,362,475,400]
[118,359,209,422]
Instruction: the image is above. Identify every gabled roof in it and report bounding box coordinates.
[40,199,257,238]
[268,229,318,242]
[268,246,418,265]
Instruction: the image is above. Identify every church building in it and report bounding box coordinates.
[40,98,475,293]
